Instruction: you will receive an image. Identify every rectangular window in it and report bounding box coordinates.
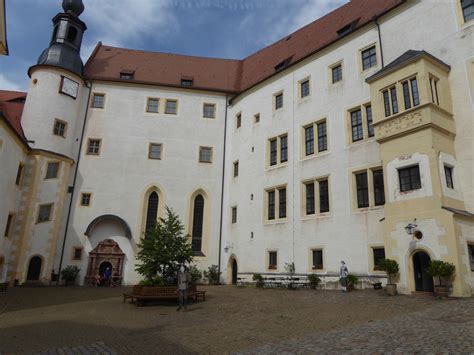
[91,93,105,108]
[317,121,327,152]
[275,93,283,110]
[73,247,83,260]
[269,251,277,269]
[305,182,315,215]
[164,99,177,114]
[45,162,60,179]
[390,87,398,114]
[319,179,329,213]
[231,206,237,224]
[120,72,133,80]
[462,0,474,22]
[87,139,101,155]
[80,193,91,206]
[278,188,287,218]
[236,113,242,128]
[280,135,288,163]
[373,248,385,270]
[148,143,162,160]
[312,249,323,270]
[199,146,213,163]
[146,98,159,113]
[411,78,420,106]
[355,172,369,208]
[300,79,310,98]
[398,165,422,192]
[233,161,239,177]
[468,244,474,271]
[383,90,391,117]
[181,78,193,87]
[304,126,314,156]
[254,113,260,124]
[4,213,14,237]
[332,64,342,83]
[351,109,363,142]
[444,165,454,189]
[373,169,385,206]
[402,81,411,110]
[37,204,53,223]
[15,163,24,186]
[268,190,276,220]
[362,46,377,70]
[53,119,67,137]
[430,77,440,105]
[269,138,278,166]
[366,106,374,137]
[203,103,216,118]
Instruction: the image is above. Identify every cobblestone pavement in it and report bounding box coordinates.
[33,342,117,355]
[236,297,474,354]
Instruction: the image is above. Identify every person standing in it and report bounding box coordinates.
[177,265,189,311]
[103,267,112,287]
[339,261,349,292]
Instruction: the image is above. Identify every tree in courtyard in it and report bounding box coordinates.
[135,207,194,284]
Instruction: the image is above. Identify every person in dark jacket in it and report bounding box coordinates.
[339,261,349,292]
[177,265,190,311]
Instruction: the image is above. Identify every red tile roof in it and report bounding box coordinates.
[0,90,27,142]
[84,0,405,94]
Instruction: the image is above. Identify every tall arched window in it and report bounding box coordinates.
[191,194,204,251]
[145,192,159,237]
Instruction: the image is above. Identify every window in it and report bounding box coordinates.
[468,244,474,271]
[203,103,216,118]
[372,248,385,270]
[429,77,440,105]
[268,135,288,167]
[268,251,277,269]
[317,121,327,152]
[45,162,60,179]
[332,64,342,83]
[91,93,105,108]
[275,92,283,110]
[165,99,177,114]
[351,109,363,142]
[145,192,159,235]
[199,146,213,163]
[390,87,399,114]
[231,206,237,224]
[411,78,420,106]
[37,204,53,223]
[268,190,276,220]
[120,72,133,80]
[402,81,411,110]
[4,213,14,237]
[355,172,369,208]
[305,182,315,215]
[303,119,328,157]
[233,161,239,177]
[87,139,101,155]
[148,143,162,160]
[444,165,454,189]
[267,186,287,221]
[146,98,159,113]
[462,0,474,22]
[53,119,67,137]
[192,195,204,251]
[73,248,83,260]
[270,138,278,166]
[361,46,377,70]
[373,169,385,206]
[383,90,391,117]
[236,113,241,128]
[300,79,310,98]
[304,126,314,156]
[319,179,329,213]
[366,106,374,137]
[254,113,260,124]
[382,87,398,117]
[304,178,330,215]
[398,165,422,192]
[15,163,24,186]
[80,193,91,206]
[279,188,287,218]
[181,78,193,86]
[312,249,323,270]
[280,135,288,163]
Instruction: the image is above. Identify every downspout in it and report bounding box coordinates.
[56,80,92,284]
[217,94,229,280]
[374,16,385,68]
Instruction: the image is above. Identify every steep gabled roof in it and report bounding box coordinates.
[84,0,406,94]
[0,90,27,142]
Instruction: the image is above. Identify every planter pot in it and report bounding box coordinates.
[434,285,449,298]
[386,284,397,296]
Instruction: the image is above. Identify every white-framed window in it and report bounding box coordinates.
[146,98,159,113]
[80,193,92,206]
[165,99,178,114]
[53,119,67,137]
[37,204,53,223]
[199,146,213,163]
[86,139,101,155]
[266,186,287,221]
[268,134,288,167]
[148,143,162,160]
[91,93,105,108]
[203,103,216,118]
[45,162,60,179]
[361,45,377,71]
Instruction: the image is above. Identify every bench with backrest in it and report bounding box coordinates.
[124,285,206,306]
[188,284,206,302]
[123,285,143,303]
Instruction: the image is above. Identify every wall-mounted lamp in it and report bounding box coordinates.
[404,218,417,235]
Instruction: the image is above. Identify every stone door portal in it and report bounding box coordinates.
[85,239,125,285]
[413,251,434,292]
[26,256,42,281]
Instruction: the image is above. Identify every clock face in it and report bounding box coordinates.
[60,76,79,98]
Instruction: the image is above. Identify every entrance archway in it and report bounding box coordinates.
[413,251,434,292]
[232,259,238,285]
[99,261,112,277]
[27,256,42,281]
[85,239,125,285]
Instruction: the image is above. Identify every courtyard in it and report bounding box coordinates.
[0,286,473,354]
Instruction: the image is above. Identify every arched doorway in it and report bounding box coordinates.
[99,261,112,278]
[413,251,434,292]
[232,259,238,285]
[27,256,42,281]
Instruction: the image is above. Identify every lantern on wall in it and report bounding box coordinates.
[404,219,418,235]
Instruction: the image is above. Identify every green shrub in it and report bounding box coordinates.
[61,265,80,285]
[347,274,359,289]
[188,265,202,283]
[427,260,456,286]
[203,264,221,285]
[308,274,321,288]
[379,258,399,284]
[139,275,165,287]
[253,273,264,288]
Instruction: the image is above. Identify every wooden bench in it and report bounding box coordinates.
[0,282,8,293]
[188,284,206,302]
[123,285,143,303]
[124,285,206,306]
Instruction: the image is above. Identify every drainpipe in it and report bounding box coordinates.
[373,16,385,68]
[56,80,92,284]
[217,94,229,280]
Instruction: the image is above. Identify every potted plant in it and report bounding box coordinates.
[347,274,358,291]
[307,274,321,289]
[379,258,399,296]
[61,265,80,286]
[188,265,202,284]
[253,273,264,288]
[427,260,456,298]
[203,265,221,285]
[285,262,296,289]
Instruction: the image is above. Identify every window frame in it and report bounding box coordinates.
[444,165,454,189]
[329,60,344,85]
[372,247,386,271]
[4,213,15,237]
[299,77,311,99]
[461,0,474,23]
[148,143,163,160]
[146,97,160,113]
[233,160,239,178]
[236,112,242,129]
[199,146,213,163]
[53,119,67,138]
[203,103,216,119]
[45,161,60,180]
[398,165,422,192]
[231,206,237,224]
[254,113,260,124]
[468,243,474,272]
[268,251,278,270]
[268,134,289,168]
[91,93,105,109]
[86,138,102,156]
[37,203,54,224]
[80,192,92,207]
[274,91,284,111]
[361,45,377,71]
[302,176,330,217]
[73,247,83,260]
[265,185,287,222]
[15,162,24,187]
[164,99,178,115]
[311,249,324,270]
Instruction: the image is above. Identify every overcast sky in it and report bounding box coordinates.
[0,0,348,92]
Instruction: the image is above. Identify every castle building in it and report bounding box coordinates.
[0,0,473,296]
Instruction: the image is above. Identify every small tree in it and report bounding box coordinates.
[427,260,456,287]
[61,265,80,286]
[135,207,194,284]
[379,258,399,285]
[203,264,221,285]
[307,274,321,289]
[188,265,202,283]
[253,273,264,288]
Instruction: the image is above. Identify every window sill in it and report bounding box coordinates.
[297,96,311,104]
[266,163,288,172]
[300,150,331,162]
[353,205,384,213]
[301,213,331,221]
[347,137,376,147]
[268,266,277,270]
[264,219,288,226]
[193,251,206,257]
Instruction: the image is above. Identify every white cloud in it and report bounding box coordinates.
[0,73,24,92]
